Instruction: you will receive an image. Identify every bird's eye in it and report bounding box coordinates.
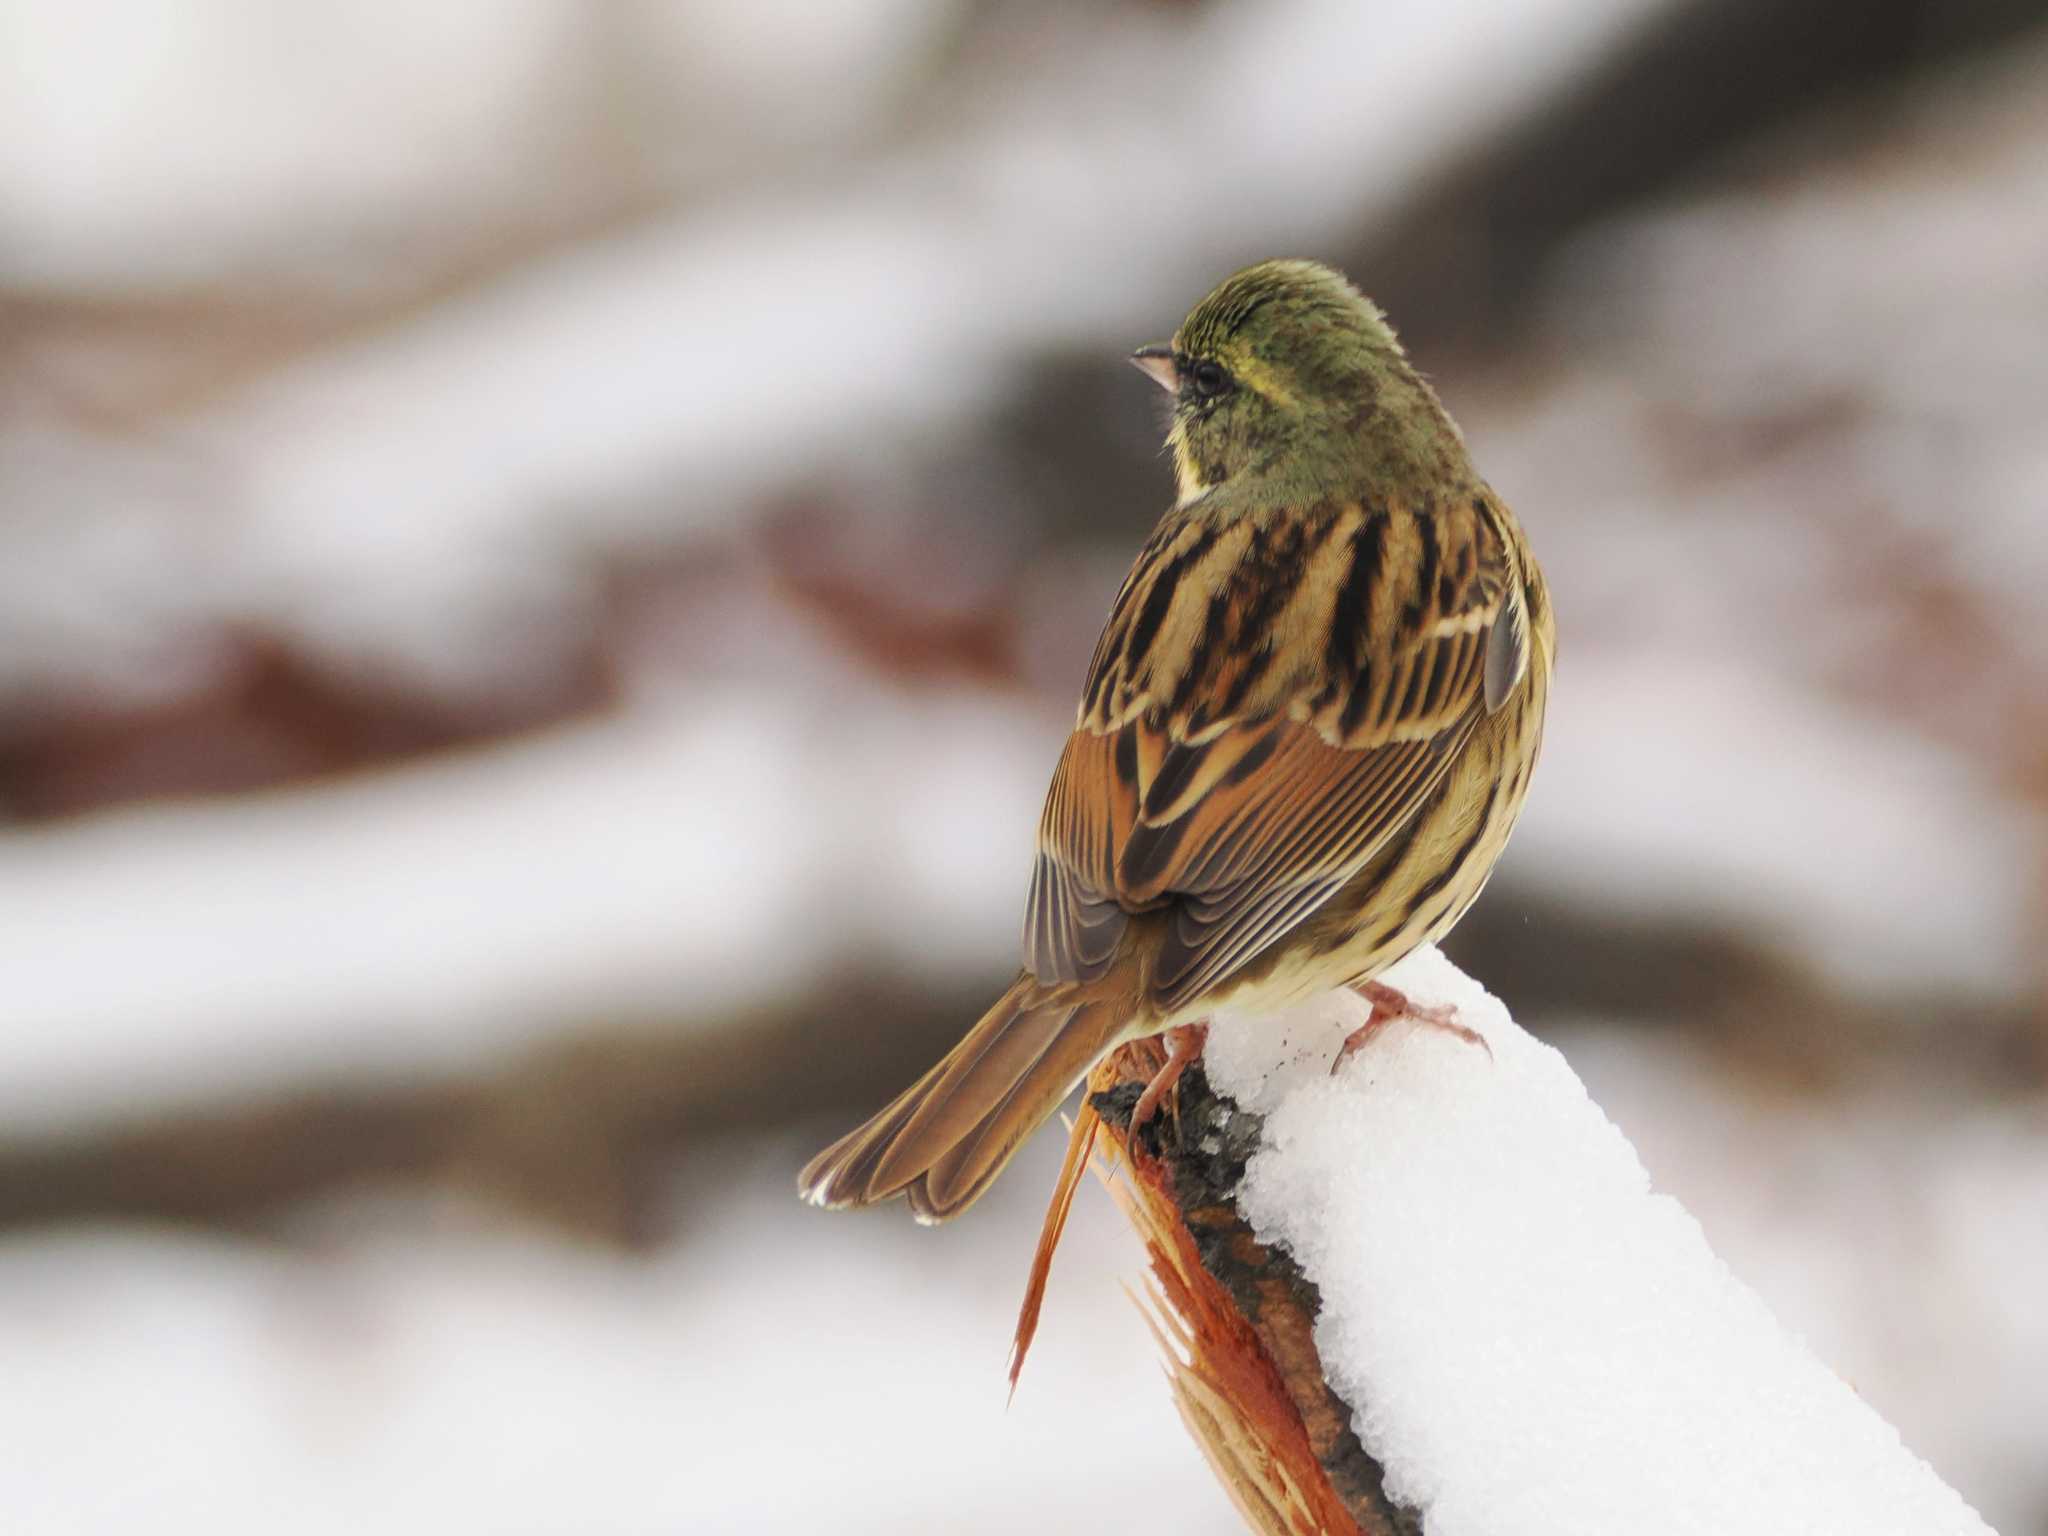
[1188,359,1232,399]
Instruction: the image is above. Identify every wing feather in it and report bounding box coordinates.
[1021,493,1528,1008]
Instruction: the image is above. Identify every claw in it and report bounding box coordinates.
[1125,1023,1209,1160]
[1332,980,1490,1075]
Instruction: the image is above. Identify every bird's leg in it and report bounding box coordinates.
[1331,979,1491,1076]
[1127,1022,1209,1156]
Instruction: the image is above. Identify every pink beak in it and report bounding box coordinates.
[1130,345,1179,393]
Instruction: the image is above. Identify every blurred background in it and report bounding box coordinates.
[3,0,2045,1530]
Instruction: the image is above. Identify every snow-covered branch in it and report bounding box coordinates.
[1096,948,1992,1536]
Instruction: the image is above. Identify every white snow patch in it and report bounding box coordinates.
[1202,947,1992,1536]
[0,0,581,286]
[0,684,1057,1133]
[1510,650,2037,996]
[1559,1027,2048,1532]
[0,1144,1236,1535]
[2,0,1675,699]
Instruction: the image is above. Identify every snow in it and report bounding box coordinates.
[0,1139,1238,1535]
[1441,37,2048,1002]
[2,10,2039,1530]
[0,638,2026,1144]
[0,1022,2033,1533]
[0,683,1056,1133]
[1561,1027,2048,1529]
[0,998,2028,1535]
[3,0,1676,699]
[1514,650,2038,995]
[1201,947,1993,1536]
[0,0,581,287]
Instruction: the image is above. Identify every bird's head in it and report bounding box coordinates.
[1132,259,1469,508]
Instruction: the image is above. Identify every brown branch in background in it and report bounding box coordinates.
[3,928,2033,1250]
[0,972,991,1244]
[1014,1044,1418,1536]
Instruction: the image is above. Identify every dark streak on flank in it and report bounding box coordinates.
[1218,646,1268,717]
[1299,500,1347,561]
[1407,512,1440,634]
[1085,642,1121,717]
[1172,584,1241,715]
[1096,523,1175,637]
[1123,527,1216,684]
[1224,536,1305,698]
[1439,540,1471,610]
[1326,512,1384,678]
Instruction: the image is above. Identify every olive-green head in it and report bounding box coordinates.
[1132,259,1470,507]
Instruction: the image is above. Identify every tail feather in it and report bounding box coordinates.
[873,979,1083,1193]
[797,1056,948,1209]
[798,973,1127,1224]
[912,998,1124,1219]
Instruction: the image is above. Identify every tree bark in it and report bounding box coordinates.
[1089,1047,1419,1536]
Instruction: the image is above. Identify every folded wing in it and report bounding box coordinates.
[1021,494,1527,1014]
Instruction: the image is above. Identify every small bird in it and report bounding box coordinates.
[800,259,1553,1223]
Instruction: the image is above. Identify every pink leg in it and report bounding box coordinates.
[1331,980,1491,1076]
[1127,1022,1209,1152]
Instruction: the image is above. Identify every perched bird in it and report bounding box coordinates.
[800,259,1553,1224]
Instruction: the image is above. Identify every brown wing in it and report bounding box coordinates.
[1022,494,1524,1012]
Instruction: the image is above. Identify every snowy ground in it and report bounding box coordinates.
[0,1134,1236,1536]
[1565,1027,2048,1529]
[1205,950,2017,1535]
[0,1016,2038,1534]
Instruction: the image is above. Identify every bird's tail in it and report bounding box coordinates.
[798,973,1129,1224]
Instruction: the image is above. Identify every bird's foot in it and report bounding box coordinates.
[1126,1022,1209,1158]
[1331,980,1491,1076]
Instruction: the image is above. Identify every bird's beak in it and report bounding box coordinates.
[1129,345,1179,394]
